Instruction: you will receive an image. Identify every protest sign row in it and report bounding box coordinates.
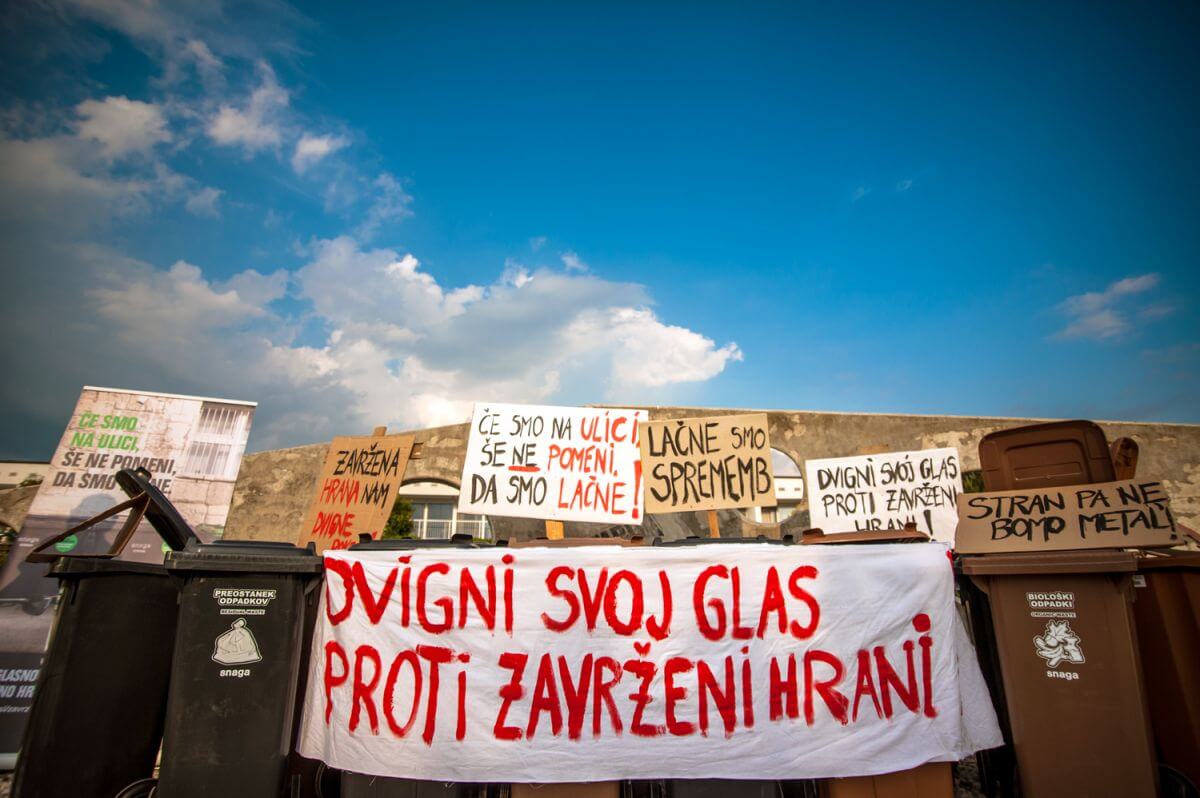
[296,402,1178,554]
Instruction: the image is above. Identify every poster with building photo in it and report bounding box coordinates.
[0,386,255,760]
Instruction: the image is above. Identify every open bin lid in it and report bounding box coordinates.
[167,539,323,574]
[978,420,1115,492]
[28,466,199,564]
[961,549,1138,576]
[115,467,198,552]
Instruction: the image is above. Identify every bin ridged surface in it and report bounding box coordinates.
[1133,555,1200,792]
[157,542,321,798]
[965,552,1157,798]
[13,566,178,798]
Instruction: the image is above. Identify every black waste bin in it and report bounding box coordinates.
[157,540,324,797]
[12,558,180,798]
[13,467,196,798]
[339,536,487,798]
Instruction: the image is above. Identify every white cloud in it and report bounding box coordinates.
[184,39,222,75]
[185,186,223,217]
[561,251,588,272]
[297,236,481,334]
[50,0,302,84]
[0,7,746,451]
[354,172,413,239]
[896,179,913,192]
[501,258,533,287]
[291,133,348,173]
[0,133,187,229]
[249,237,743,436]
[92,259,283,333]
[75,96,170,159]
[207,64,288,152]
[1055,273,1164,341]
[290,239,741,428]
[852,186,871,202]
[565,308,743,388]
[2,232,743,450]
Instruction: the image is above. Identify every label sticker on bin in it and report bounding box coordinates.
[213,619,263,667]
[213,587,277,616]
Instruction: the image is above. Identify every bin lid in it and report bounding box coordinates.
[978,420,1115,492]
[653,535,790,546]
[115,467,198,551]
[960,549,1138,576]
[166,539,324,574]
[49,557,170,579]
[1137,550,1200,572]
[350,537,479,551]
[799,527,930,545]
[509,537,635,548]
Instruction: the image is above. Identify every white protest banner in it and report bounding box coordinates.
[458,403,648,524]
[298,544,1002,781]
[805,448,961,544]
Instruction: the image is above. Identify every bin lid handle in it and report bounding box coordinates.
[26,492,150,564]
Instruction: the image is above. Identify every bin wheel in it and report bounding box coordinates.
[21,597,52,616]
[114,778,157,798]
[1160,764,1199,798]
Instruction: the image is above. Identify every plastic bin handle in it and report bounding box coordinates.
[26,492,151,563]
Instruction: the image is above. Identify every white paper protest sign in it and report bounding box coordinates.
[458,403,648,524]
[804,448,962,544]
[298,544,1001,781]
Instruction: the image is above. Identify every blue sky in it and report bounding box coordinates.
[1,1,1197,458]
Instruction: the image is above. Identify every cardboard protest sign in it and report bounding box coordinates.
[805,448,961,543]
[458,403,647,524]
[299,433,414,552]
[639,413,776,513]
[298,544,1002,781]
[956,479,1179,554]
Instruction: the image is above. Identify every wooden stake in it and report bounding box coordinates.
[545,520,564,540]
[706,509,721,538]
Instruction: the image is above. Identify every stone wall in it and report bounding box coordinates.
[223,409,1200,544]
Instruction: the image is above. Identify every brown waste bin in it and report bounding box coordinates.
[818,763,952,798]
[961,550,1157,798]
[1133,551,1200,794]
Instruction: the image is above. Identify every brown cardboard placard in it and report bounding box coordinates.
[298,433,414,552]
[955,479,1179,554]
[639,412,776,514]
